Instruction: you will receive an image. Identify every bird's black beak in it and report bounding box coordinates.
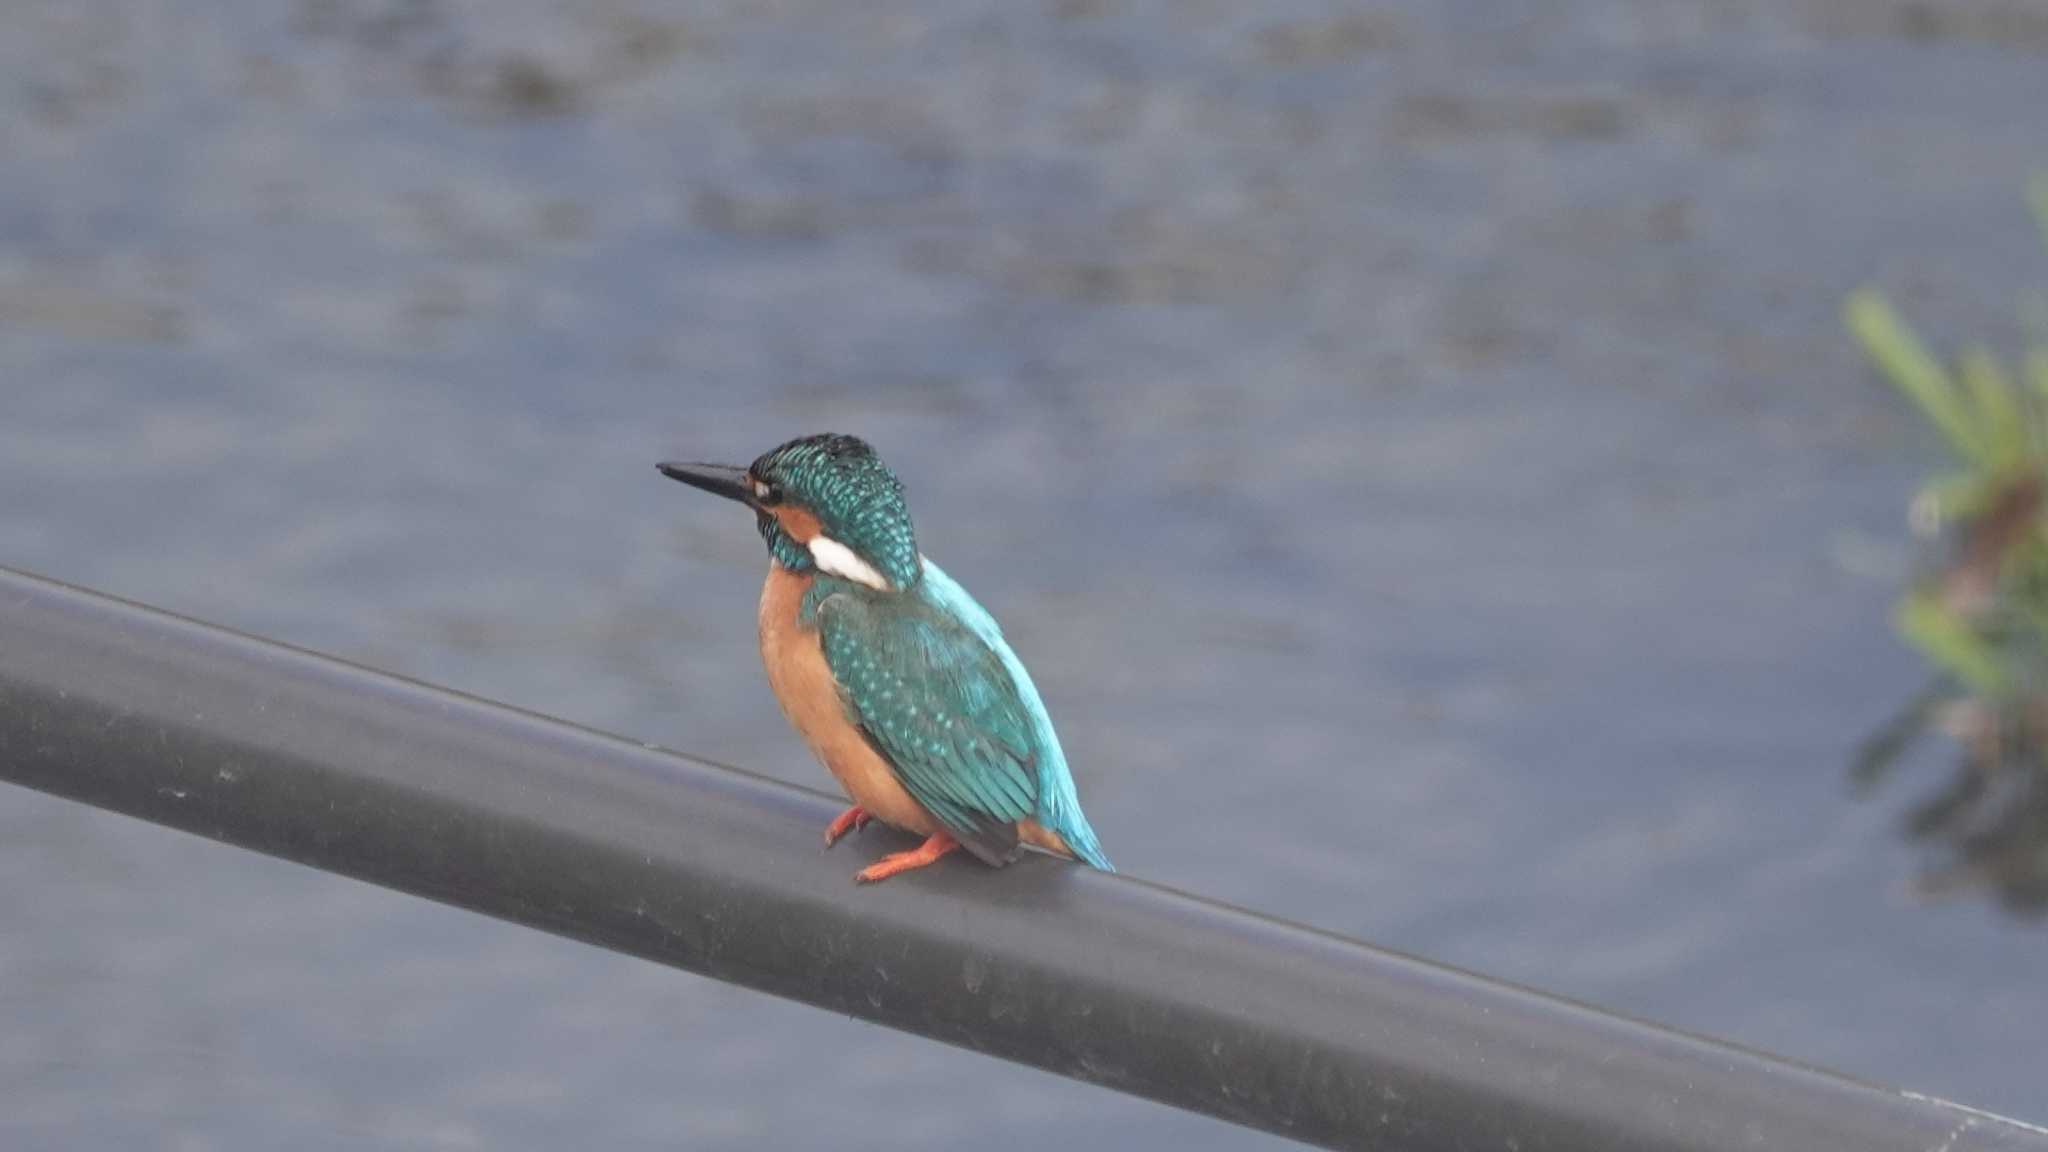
[657,461,756,507]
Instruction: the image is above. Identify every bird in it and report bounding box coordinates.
[658,433,1113,884]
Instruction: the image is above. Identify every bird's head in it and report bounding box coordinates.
[659,433,920,591]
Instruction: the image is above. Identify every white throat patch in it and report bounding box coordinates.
[809,535,891,591]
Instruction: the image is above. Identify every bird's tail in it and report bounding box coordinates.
[1061,813,1114,872]
[1035,792,1113,872]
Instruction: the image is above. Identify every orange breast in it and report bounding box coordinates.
[757,562,935,835]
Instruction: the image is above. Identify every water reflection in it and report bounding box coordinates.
[1858,683,2048,914]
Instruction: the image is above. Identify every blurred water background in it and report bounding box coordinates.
[3,1,2047,1147]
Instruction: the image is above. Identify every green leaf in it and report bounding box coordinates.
[1897,590,2007,695]
[1960,346,2026,469]
[2016,593,2048,646]
[1915,470,1998,525]
[1847,290,1985,464]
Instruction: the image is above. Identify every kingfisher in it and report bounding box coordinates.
[658,434,1114,883]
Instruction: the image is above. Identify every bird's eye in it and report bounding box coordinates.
[752,478,780,504]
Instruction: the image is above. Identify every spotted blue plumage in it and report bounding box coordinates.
[803,561,1113,871]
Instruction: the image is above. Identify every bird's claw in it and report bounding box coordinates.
[853,831,960,883]
[823,805,872,849]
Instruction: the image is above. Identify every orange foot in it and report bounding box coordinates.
[855,832,960,884]
[823,805,872,849]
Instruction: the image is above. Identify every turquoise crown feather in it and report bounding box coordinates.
[750,434,921,591]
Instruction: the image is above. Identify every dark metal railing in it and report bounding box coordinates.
[0,564,2039,1151]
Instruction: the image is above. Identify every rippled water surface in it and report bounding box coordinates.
[4,1,2048,1147]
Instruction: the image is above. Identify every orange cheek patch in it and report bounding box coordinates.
[772,505,824,543]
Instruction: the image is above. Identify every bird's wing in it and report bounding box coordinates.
[814,586,1040,865]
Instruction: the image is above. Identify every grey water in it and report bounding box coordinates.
[3,1,2047,1147]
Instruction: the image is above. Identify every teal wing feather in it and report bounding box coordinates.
[812,581,1041,866]
[918,561,1113,870]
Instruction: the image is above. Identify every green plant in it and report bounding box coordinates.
[1848,177,2048,912]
